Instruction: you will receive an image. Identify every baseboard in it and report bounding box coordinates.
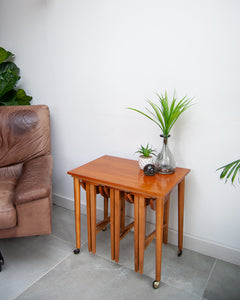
[53,194,240,266]
[166,229,240,266]
[53,194,75,211]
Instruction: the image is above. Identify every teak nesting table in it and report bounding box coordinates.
[68,155,190,288]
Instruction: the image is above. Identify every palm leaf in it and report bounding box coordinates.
[126,107,163,129]
[145,107,164,131]
[127,90,194,136]
[231,163,240,183]
[147,100,165,131]
[157,92,170,130]
[217,160,240,184]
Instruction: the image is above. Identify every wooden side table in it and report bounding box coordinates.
[68,155,190,288]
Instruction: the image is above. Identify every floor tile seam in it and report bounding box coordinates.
[50,232,80,248]
[201,258,217,297]
[50,233,89,254]
[76,239,88,251]
[12,251,73,300]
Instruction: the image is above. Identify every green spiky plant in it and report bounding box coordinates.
[136,144,156,157]
[127,90,193,136]
[0,47,32,106]
[217,160,240,184]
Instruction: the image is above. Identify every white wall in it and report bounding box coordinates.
[1,0,240,264]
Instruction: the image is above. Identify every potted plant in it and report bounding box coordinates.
[127,90,193,174]
[136,144,156,170]
[217,159,240,184]
[0,47,32,106]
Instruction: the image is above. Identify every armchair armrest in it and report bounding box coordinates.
[14,155,52,205]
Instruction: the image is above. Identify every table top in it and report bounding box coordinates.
[68,155,190,198]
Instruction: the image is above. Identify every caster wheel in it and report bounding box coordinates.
[73,248,80,254]
[102,227,107,232]
[0,252,4,271]
[177,249,182,257]
[152,280,160,289]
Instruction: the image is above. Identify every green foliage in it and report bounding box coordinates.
[0,48,13,63]
[217,160,240,184]
[127,91,193,136]
[135,144,156,157]
[0,47,32,106]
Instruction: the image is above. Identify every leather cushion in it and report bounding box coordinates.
[0,177,17,229]
[15,155,52,204]
[0,105,51,167]
[0,163,23,178]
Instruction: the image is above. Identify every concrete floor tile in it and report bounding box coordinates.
[143,241,215,297]
[203,259,240,300]
[1,206,238,300]
[16,251,201,300]
[52,204,88,246]
[0,234,72,300]
[91,229,215,297]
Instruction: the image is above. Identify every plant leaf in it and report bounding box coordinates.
[0,47,14,64]
[127,91,194,136]
[0,70,19,97]
[0,89,18,105]
[126,107,163,130]
[217,160,240,184]
[15,89,32,105]
[0,61,19,76]
[231,162,240,183]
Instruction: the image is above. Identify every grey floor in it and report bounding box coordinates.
[0,205,240,300]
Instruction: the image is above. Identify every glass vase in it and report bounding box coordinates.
[155,134,176,174]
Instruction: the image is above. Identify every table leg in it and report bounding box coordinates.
[114,189,121,262]
[163,194,170,244]
[102,196,109,232]
[153,197,164,289]
[178,178,185,256]
[104,197,108,219]
[134,195,139,272]
[121,197,125,231]
[139,196,146,274]
[86,183,92,252]
[90,184,97,254]
[110,189,115,260]
[74,177,81,254]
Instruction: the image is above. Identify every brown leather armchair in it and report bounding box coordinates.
[0,105,53,266]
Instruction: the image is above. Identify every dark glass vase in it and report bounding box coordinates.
[155,134,176,174]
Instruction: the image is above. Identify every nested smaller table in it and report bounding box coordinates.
[68,155,190,288]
